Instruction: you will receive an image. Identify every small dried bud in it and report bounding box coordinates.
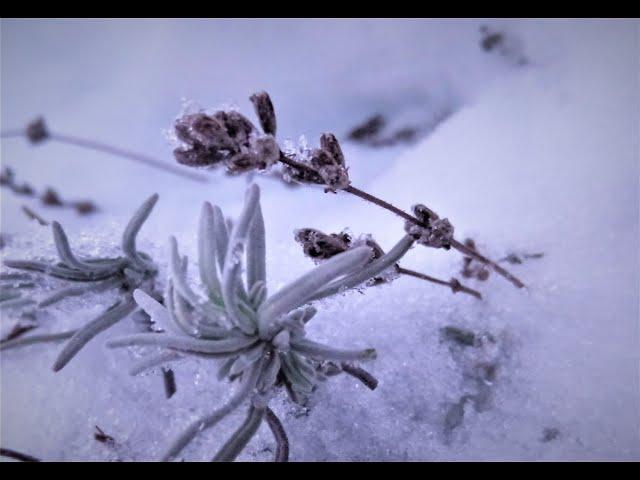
[347,114,385,141]
[12,183,35,196]
[225,149,257,174]
[190,114,235,150]
[320,133,345,166]
[461,238,491,281]
[405,204,454,249]
[309,148,334,169]
[26,117,49,144]
[412,203,438,225]
[318,164,350,191]
[249,135,280,169]
[73,201,98,215]
[0,167,14,185]
[41,187,64,206]
[174,144,226,168]
[281,156,324,185]
[294,228,351,261]
[250,91,277,136]
[213,110,256,145]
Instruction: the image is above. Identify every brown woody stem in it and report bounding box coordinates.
[396,266,483,300]
[265,407,289,462]
[0,447,41,462]
[450,239,524,289]
[276,152,524,289]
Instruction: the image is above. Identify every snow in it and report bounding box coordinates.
[1,19,639,461]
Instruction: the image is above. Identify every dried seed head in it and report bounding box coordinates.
[0,167,14,186]
[294,228,351,261]
[173,112,235,168]
[310,142,350,190]
[347,114,386,141]
[190,114,235,149]
[412,203,438,225]
[73,201,98,215]
[213,110,256,145]
[461,237,491,281]
[250,91,277,136]
[225,149,256,174]
[249,136,280,169]
[405,204,454,249]
[41,187,64,206]
[174,144,226,168]
[26,117,49,144]
[319,133,345,166]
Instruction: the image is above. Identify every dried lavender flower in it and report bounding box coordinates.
[73,200,98,215]
[172,103,279,177]
[287,133,351,191]
[250,91,277,136]
[40,187,64,207]
[404,204,454,250]
[107,184,380,462]
[25,117,49,144]
[461,238,490,281]
[294,228,351,261]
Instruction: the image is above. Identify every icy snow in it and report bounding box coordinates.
[1,19,638,461]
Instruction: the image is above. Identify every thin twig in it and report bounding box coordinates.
[276,152,524,289]
[21,205,49,226]
[0,447,41,462]
[1,324,37,344]
[49,133,208,183]
[162,367,177,399]
[1,129,208,183]
[450,239,524,289]
[265,407,289,462]
[396,266,482,300]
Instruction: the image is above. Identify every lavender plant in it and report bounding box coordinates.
[106,184,406,462]
[0,194,160,372]
[169,90,525,290]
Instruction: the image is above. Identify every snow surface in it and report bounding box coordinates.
[1,19,638,461]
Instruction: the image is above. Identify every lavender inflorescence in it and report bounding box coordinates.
[404,204,454,250]
[170,90,524,289]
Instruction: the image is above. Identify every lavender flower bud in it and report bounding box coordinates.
[412,203,438,224]
[250,91,277,136]
[250,136,280,169]
[174,144,226,168]
[294,228,351,261]
[405,204,454,249]
[213,110,256,145]
[225,149,257,174]
[26,117,49,144]
[0,167,14,186]
[320,133,345,166]
[190,114,235,150]
[41,187,64,206]
[73,201,98,215]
